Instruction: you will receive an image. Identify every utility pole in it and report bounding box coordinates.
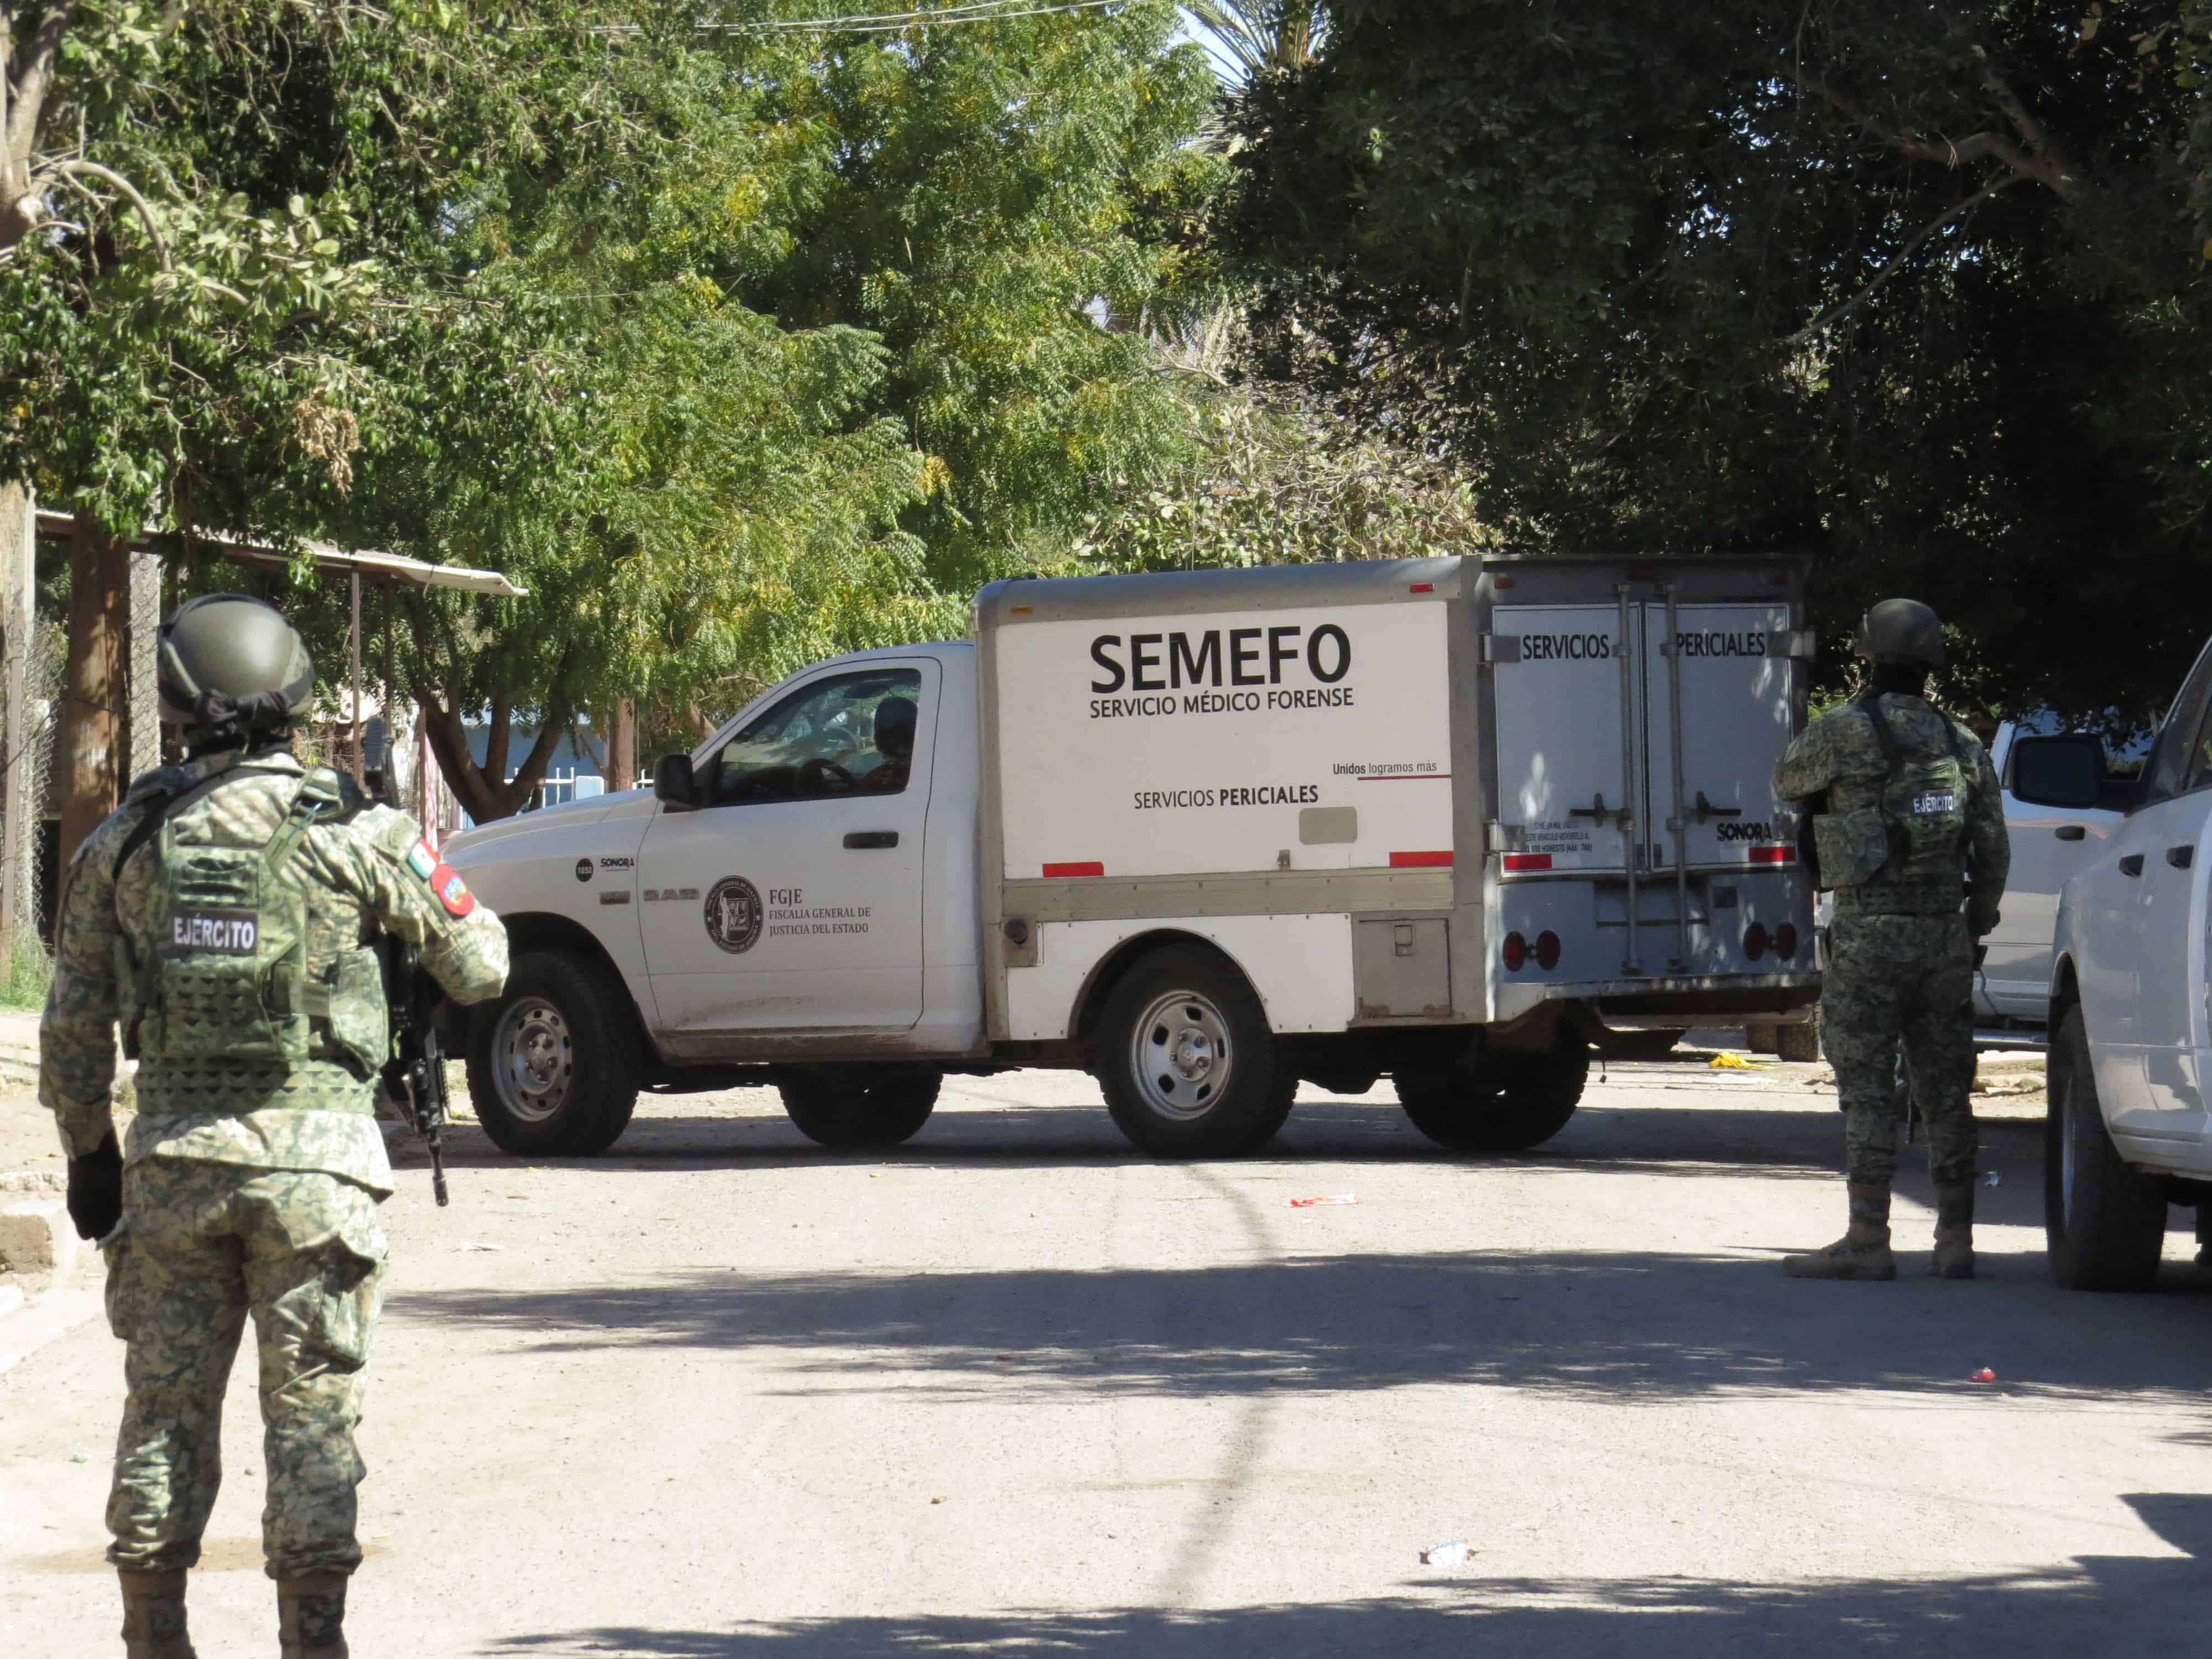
[127,548,162,782]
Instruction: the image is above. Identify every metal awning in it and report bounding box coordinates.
[33,510,528,597]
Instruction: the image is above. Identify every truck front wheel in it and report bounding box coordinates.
[780,1068,940,1149]
[1095,946,1296,1157]
[2046,1006,2167,1291]
[1397,1038,1589,1153]
[465,951,642,1157]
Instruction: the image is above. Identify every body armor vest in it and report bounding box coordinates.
[1811,694,1971,889]
[116,766,378,1070]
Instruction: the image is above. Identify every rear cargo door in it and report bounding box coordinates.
[1644,602,1796,869]
[1490,604,1635,873]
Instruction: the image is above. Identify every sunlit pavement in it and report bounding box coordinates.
[6,1045,2209,1657]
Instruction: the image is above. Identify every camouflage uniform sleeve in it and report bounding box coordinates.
[1959,725,2009,937]
[1773,709,1851,803]
[344,807,510,1005]
[38,814,133,1158]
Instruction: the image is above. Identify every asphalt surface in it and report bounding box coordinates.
[5,1049,2212,1657]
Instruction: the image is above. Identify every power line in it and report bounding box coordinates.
[583,1,1128,36]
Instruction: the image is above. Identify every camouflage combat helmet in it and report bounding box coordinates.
[156,594,315,733]
[1852,598,1945,670]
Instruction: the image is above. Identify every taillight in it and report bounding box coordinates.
[1774,922,1798,959]
[1744,922,1770,960]
[1503,932,1528,971]
[1535,930,1561,971]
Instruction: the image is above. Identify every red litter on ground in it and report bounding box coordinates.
[1970,1368,1997,1384]
[1290,1193,1359,1208]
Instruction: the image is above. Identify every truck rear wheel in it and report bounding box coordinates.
[780,1068,940,1149]
[465,951,641,1157]
[1774,1012,1822,1062]
[1095,946,1296,1157]
[2046,1006,2167,1291]
[1397,1038,1589,1153]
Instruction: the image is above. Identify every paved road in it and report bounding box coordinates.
[5,1051,2212,1657]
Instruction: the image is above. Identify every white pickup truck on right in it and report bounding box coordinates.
[2032,639,2212,1289]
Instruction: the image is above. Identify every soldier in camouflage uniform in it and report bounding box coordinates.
[44,595,508,1658]
[1772,598,2007,1282]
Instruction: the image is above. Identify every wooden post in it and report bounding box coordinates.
[348,567,365,785]
[607,698,637,792]
[56,514,130,877]
[0,483,35,968]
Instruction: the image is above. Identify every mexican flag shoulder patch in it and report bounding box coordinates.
[407,839,437,880]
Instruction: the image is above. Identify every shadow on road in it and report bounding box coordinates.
[397,1089,1937,1182]
[395,1237,2212,1406]
[479,1495,2211,1658]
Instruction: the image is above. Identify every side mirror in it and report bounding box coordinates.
[2007,733,2104,811]
[653,753,698,810]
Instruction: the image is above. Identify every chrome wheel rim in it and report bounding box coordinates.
[493,995,573,1123]
[1129,989,1233,1120]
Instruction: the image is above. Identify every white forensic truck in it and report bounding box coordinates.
[442,556,1820,1159]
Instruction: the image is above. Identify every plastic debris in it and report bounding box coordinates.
[1290,1193,1359,1208]
[69,1451,88,1464]
[1970,1367,1997,1384]
[1985,1171,2002,1189]
[455,1241,507,1253]
[1421,1539,1477,1566]
[1710,1053,1769,1070]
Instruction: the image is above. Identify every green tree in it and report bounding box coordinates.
[1226,1,2212,721]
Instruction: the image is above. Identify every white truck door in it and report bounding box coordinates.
[1491,603,1634,872]
[635,661,937,1036]
[1986,719,2122,1024]
[1642,601,1796,870]
[2094,644,2212,1136]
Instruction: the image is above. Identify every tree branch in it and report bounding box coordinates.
[37,158,170,265]
[1785,174,2021,346]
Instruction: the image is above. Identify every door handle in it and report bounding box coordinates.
[2054,825,2086,842]
[2119,853,2145,877]
[2169,844,2195,869]
[843,830,899,850]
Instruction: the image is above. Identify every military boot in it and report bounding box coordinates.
[1783,1182,1896,1280]
[1931,1180,1976,1279]
[278,1573,349,1658]
[118,1568,196,1659]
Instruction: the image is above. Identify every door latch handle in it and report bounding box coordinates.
[2168,844,2195,869]
[2054,825,2086,842]
[1568,792,1634,830]
[843,830,899,850]
[2119,853,2146,877]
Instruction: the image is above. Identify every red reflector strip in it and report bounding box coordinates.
[1503,853,1553,873]
[1748,845,1796,865]
[1409,582,1434,593]
[1043,861,1104,879]
[1390,851,1454,868]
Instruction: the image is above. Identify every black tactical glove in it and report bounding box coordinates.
[65,1134,123,1241]
[1973,943,1989,970]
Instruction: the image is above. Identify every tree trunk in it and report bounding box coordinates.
[606,698,635,792]
[0,482,35,966]
[56,514,128,874]
[416,690,574,825]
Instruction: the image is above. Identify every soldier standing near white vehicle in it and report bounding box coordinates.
[1773,599,2008,1281]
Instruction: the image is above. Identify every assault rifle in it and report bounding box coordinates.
[379,940,452,1206]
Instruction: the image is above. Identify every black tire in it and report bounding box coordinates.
[779,1068,940,1149]
[1094,945,1294,1157]
[465,951,642,1157]
[1775,1014,1822,1063]
[2046,1005,2167,1291]
[1397,1037,1590,1153]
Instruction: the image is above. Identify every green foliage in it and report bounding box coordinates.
[0,937,51,1011]
[1225,1,2212,723]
